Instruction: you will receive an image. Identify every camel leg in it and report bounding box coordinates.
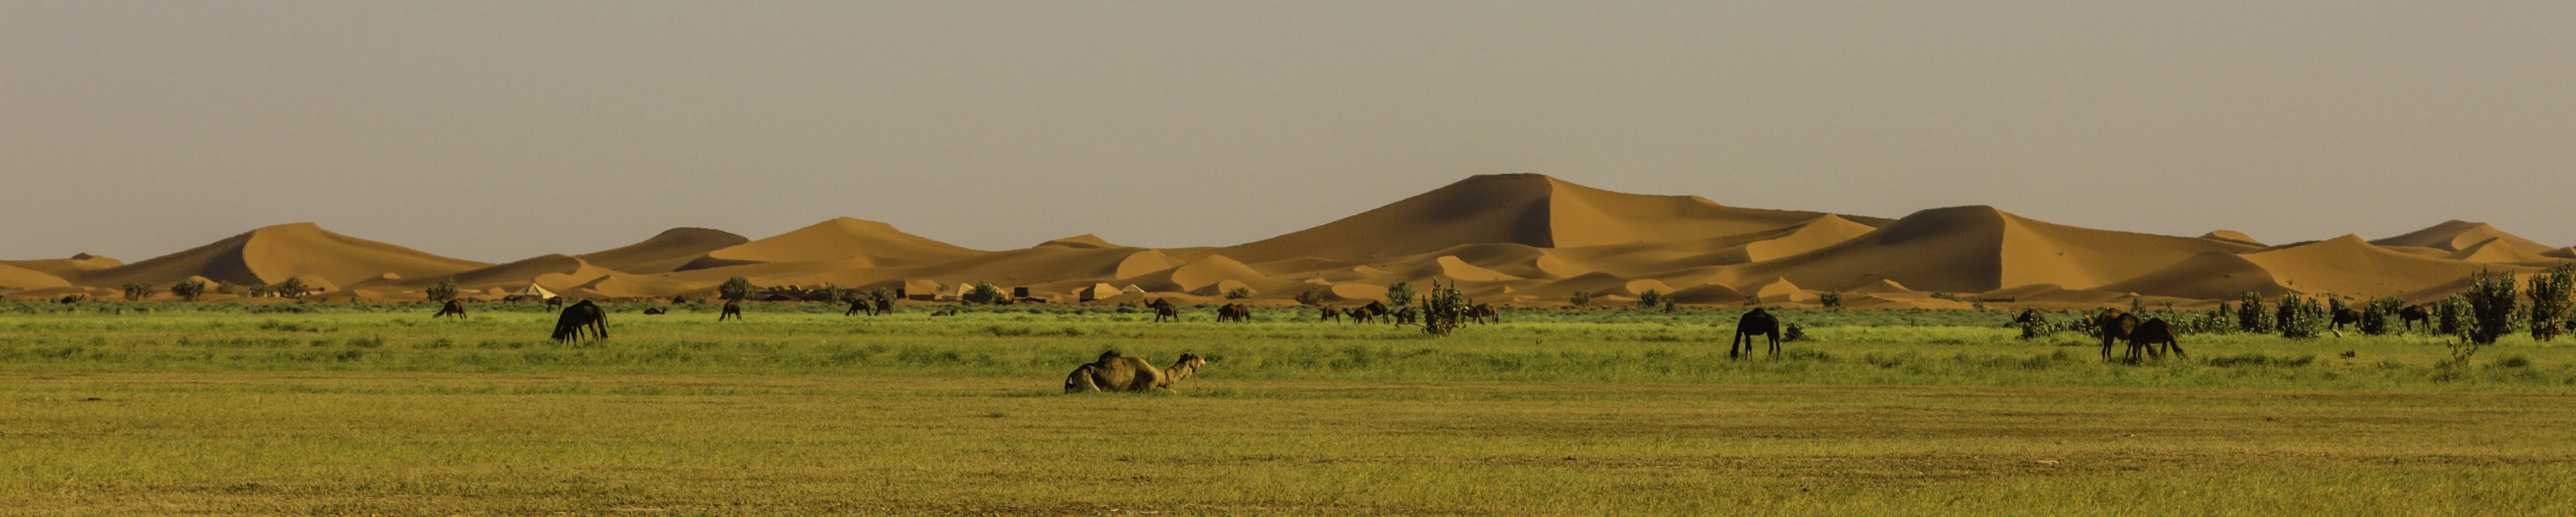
[1767,332,1780,357]
[1728,332,1742,359]
[2167,341,2186,360]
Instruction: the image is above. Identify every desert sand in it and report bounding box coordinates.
[6,175,2566,308]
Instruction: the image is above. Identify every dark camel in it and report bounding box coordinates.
[1731,308,1781,359]
[550,301,607,342]
[2399,305,2431,332]
[2094,309,2141,361]
[1391,306,1418,325]
[1216,303,1251,323]
[1468,303,1497,325]
[845,296,873,316]
[1319,306,1341,323]
[2125,318,2184,362]
[1148,298,1179,323]
[1346,307,1373,323]
[433,300,467,319]
[546,296,565,308]
[2011,308,2044,326]
[2329,307,2361,337]
[718,300,743,321]
[930,308,959,317]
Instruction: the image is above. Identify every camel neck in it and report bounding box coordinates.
[1166,363,1195,383]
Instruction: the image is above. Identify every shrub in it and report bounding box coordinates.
[2527,262,2574,342]
[2236,291,2271,333]
[273,278,312,299]
[966,281,1009,305]
[2359,296,2406,335]
[2276,294,2323,339]
[170,279,207,302]
[1819,291,1843,310]
[1419,279,1466,336]
[1569,290,1593,307]
[1386,281,1417,306]
[1782,323,1806,342]
[1637,289,1665,308]
[1224,286,1253,300]
[2437,294,2469,336]
[122,281,158,301]
[426,278,462,303]
[719,277,756,301]
[2462,267,2518,346]
[1294,288,1325,306]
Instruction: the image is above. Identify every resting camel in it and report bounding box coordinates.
[432,300,467,319]
[2399,305,2431,332]
[57,295,85,304]
[2329,307,2361,337]
[1147,298,1179,323]
[718,300,743,321]
[1216,303,1251,323]
[1391,306,1419,325]
[2093,309,2140,361]
[1731,308,1781,359]
[671,295,691,304]
[2126,318,2184,361]
[642,308,665,315]
[1062,351,1207,393]
[550,301,607,342]
[1319,306,1340,323]
[930,308,959,317]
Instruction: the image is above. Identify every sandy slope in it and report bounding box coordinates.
[575,228,749,274]
[0,263,71,291]
[2370,221,2555,254]
[1716,206,2255,294]
[679,217,980,270]
[74,223,485,289]
[1220,174,1883,263]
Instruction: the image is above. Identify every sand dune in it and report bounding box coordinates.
[575,228,749,274]
[74,223,485,289]
[18,174,2569,305]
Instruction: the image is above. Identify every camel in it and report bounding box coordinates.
[433,300,467,319]
[930,308,959,317]
[642,308,665,315]
[546,296,565,308]
[1362,301,1390,320]
[671,295,691,304]
[2093,309,2140,361]
[1147,298,1179,323]
[2011,309,2044,326]
[550,301,607,342]
[57,295,85,304]
[2330,308,2361,337]
[1346,307,1373,324]
[2399,305,2431,332]
[1319,306,1341,323]
[1391,306,1419,325]
[844,296,881,316]
[1216,303,1251,323]
[1063,351,1207,393]
[2126,318,2184,362]
[1468,303,1497,325]
[718,300,743,321]
[1731,308,1781,359]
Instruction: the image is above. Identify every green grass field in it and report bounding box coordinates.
[4,303,2572,515]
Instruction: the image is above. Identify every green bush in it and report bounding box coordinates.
[966,281,1009,305]
[170,279,207,302]
[1637,289,1665,308]
[1569,291,1593,307]
[2237,291,2271,333]
[2276,294,2322,339]
[426,278,462,303]
[2359,296,2406,335]
[273,278,313,299]
[720,277,756,301]
[1225,287,1253,300]
[122,281,158,301]
[2527,262,2573,342]
[1386,281,1417,306]
[2463,268,2518,346]
[1419,279,1466,336]
[1819,291,1843,310]
[1294,288,1324,306]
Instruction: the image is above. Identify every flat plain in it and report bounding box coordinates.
[4,303,2572,516]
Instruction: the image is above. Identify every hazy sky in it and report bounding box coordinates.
[6,1,2572,262]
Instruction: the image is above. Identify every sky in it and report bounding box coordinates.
[5,1,2572,262]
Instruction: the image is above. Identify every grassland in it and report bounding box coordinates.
[3,302,2572,515]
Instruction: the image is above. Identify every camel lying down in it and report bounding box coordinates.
[1065,352,1207,393]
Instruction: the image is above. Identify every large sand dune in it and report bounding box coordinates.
[16,175,2568,306]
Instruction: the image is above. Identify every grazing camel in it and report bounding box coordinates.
[1391,306,1419,325]
[1362,301,1391,320]
[432,300,467,319]
[2329,308,2362,337]
[1731,308,1781,359]
[718,300,743,321]
[1147,298,1179,323]
[1063,351,1208,393]
[2011,309,2044,326]
[1216,303,1251,323]
[1319,306,1341,323]
[1468,303,1497,325]
[2093,309,2141,361]
[2399,305,2432,332]
[1346,307,1373,324]
[671,295,691,305]
[550,301,607,342]
[642,308,665,315]
[2126,318,2184,361]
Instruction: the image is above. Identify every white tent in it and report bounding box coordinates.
[515,283,557,299]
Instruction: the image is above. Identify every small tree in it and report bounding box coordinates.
[2359,296,2406,336]
[2462,267,2518,345]
[426,278,462,303]
[122,281,158,301]
[2437,294,2469,336]
[719,277,756,301]
[2236,291,2271,333]
[2277,293,2322,339]
[1419,279,1467,336]
[1385,281,1416,306]
[170,278,207,302]
[273,278,312,299]
[1637,289,1665,308]
[1569,290,1593,307]
[1294,287,1325,306]
[2527,262,2575,342]
[966,281,1009,305]
[1818,290,1843,310]
[213,281,237,296]
[1225,286,1253,300]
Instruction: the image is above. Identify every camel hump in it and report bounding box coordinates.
[1097,350,1123,361]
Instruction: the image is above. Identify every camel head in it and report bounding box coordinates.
[1169,353,1208,383]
